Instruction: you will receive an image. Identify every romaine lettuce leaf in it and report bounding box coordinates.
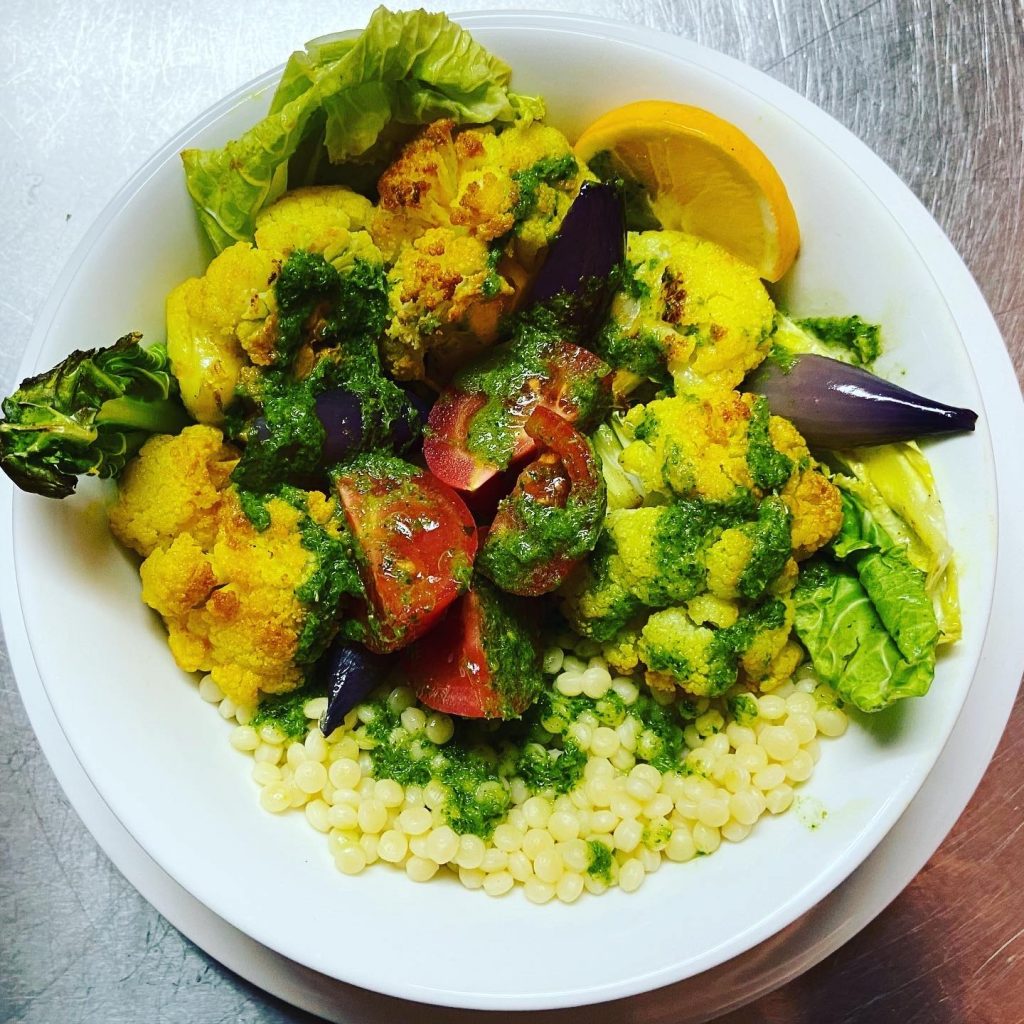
[793,489,939,713]
[793,560,934,713]
[182,7,544,253]
[831,442,960,643]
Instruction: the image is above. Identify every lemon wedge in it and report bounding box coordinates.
[574,100,800,281]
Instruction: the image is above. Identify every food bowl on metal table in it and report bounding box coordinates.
[0,9,999,1011]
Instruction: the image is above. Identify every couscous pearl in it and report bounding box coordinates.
[199,676,223,703]
[729,790,762,826]
[696,796,730,829]
[304,729,328,762]
[252,762,281,786]
[507,851,532,881]
[484,871,515,897]
[548,812,581,843]
[760,725,800,763]
[644,793,673,820]
[378,830,409,864]
[590,810,617,834]
[585,778,612,808]
[328,804,359,830]
[395,802,432,835]
[581,666,612,698]
[542,647,565,675]
[559,839,590,874]
[611,678,639,705]
[590,727,620,758]
[619,858,645,893]
[386,686,416,714]
[424,714,455,745]
[787,692,817,716]
[230,726,260,752]
[524,879,556,904]
[358,799,388,834]
[625,777,656,803]
[406,856,439,883]
[459,867,486,890]
[613,819,643,853]
[666,827,697,862]
[335,845,367,875]
[289,787,307,809]
[753,764,786,790]
[726,723,757,749]
[805,738,822,763]
[583,874,608,895]
[616,719,638,752]
[758,695,787,720]
[785,750,815,782]
[522,829,555,859]
[493,823,522,852]
[409,836,429,859]
[400,707,427,734]
[254,743,283,767]
[555,672,583,697]
[693,823,721,854]
[422,780,447,809]
[523,796,552,829]
[426,826,459,864]
[815,707,848,738]
[722,820,752,843]
[295,761,328,794]
[303,697,328,720]
[260,783,292,814]
[375,779,405,808]
[735,742,768,772]
[534,849,564,884]
[305,800,331,833]
[766,784,794,814]
[332,787,360,807]
[568,721,593,748]
[556,872,585,903]
[286,742,307,767]
[454,834,486,869]
[787,713,817,745]
[610,794,641,820]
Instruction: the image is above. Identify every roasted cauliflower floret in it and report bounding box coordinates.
[372,117,592,381]
[383,227,514,381]
[168,185,381,420]
[111,427,361,707]
[166,243,281,422]
[253,185,374,257]
[108,425,238,555]
[639,597,791,699]
[598,230,774,392]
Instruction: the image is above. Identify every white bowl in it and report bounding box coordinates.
[2,11,1004,1011]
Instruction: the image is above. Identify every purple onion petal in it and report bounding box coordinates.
[746,354,977,448]
[315,388,364,464]
[525,181,626,328]
[319,641,391,737]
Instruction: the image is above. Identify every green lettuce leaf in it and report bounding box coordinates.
[182,7,544,253]
[793,560,934,713]
[831,442,960,643]
[793,489,939,713]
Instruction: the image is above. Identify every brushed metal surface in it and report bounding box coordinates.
[1,2,1021,1022]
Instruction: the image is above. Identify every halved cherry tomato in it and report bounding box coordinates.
[336,459,477,654]
[423,339,611,493]
[403,579,542,719]
[477,405,606,597]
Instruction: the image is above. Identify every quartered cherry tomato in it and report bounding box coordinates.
[403,578,543,719]
[423,339,611,493]
[336,457,477,653]
[477,405,606,597]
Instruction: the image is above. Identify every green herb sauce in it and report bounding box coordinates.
[586,839,614,883]
[511,154,578,224]
[746,396,793,491]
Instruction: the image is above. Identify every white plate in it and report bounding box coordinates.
[1,11,1018,1012]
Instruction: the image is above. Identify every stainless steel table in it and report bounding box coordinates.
[2,2,1022,1022]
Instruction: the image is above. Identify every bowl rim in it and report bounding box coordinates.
[1,9,1013,1010]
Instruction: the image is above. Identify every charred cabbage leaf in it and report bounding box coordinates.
[0,334,189,498]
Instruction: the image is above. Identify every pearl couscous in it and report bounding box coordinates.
[207,637,847,902]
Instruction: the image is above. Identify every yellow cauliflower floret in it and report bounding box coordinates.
[639,607,723,697]
[136,489,313,707]
[620,389,757,503]
[685,593,740,628]
[166,243,281,421]
[383,226,513,381]
[750,639,804,693]
[738,597,795,684]
[112,427,351,708]
[606,230,774,392]
[108,425,238,557]
[602,624,643,675]
[371,117,591,381]
[253,185,374,257]
[705,529,755,599]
